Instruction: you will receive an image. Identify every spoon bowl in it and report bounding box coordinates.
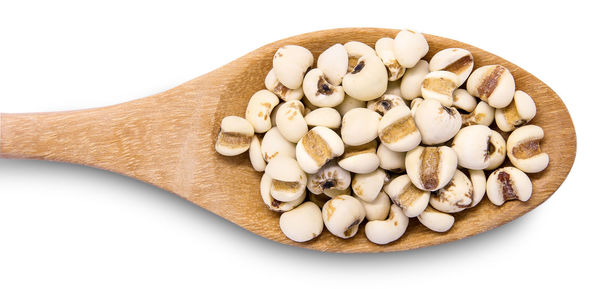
[0,28,576,252]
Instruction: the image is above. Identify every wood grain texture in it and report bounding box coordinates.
[0,28,576,253]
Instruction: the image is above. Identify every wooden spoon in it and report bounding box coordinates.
[0,28,576,252]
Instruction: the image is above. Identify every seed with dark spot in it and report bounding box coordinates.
[322,180,336,189]
[273,83,289,97]
[486,136,495,160]
[317,76,334,95]
[343,219,361,236]
[352,61,365,74]
[442,106,456,116]
[513,119,526,127]
[271,199,282,208]
[381,100,391,110]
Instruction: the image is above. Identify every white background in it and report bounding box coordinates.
[0,1,597,288]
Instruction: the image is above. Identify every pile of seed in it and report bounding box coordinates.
[215,29,549,245]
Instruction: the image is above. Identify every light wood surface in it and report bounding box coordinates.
[0,28,576,253]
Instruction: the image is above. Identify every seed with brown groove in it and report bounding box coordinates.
[429,170,473,213]
[429,48,474,86]
[383,174,430,217]
[506,125,549,173]
[466,65,515,108]
[405,146,458,191]
[495,90,537,132]
[378,105,421,152]
[215,116,254,156]
[486,167,532,206]
[322,195,366,239]
[296,126,345,174]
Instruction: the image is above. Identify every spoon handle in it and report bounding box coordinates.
[0,104,160,166]
[0,102,183,185]
[0,77,221,197]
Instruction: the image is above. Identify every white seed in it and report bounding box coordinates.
[279,202,324,242]
[265,69,304,102]
[410,97,423,108]
[375,37,405,81]
[303,68,345,107]
[365,204,409,245]
[356,192,391,221]
[342,54,388,101]
[260,173,305,212]
[405,146,458,191]
[334,95,366,116]
[495,90,537,132]
[421,71,460,107]
[249,135,266,172]
[430,170,473,213]
[413,99,462,145]
[417,206,455,233]
[352,168,388,202]
[400,60,429,101]
[245,90,279,133]
[468,169,487,208]
[452,89,477,113]
[377,143,406,171]
[270,103,281,127]
[451,125,493,170]
[341,108,381,146]
[486,166,532,206]
[261,127,296,162]
[393,29,429,68]
[264,156,307,202]
[462,101,495,126]
[378,106,421,152]
[506,125,549,173]
[384,174,430,217]
[410,97,424,117]
[385,80,402,97]
[466,65,515,108]
[367,94,407,115]
[338,140,380,174]
[485,130,507,171]
[344,41,377,66]
[322,195,366,239]
[273,45,314,89]
[275,100,308,143]
[304,107,341,129]
[307,160,351,195]
[296,126,345,174]
[429,48,474,86]
[265,156,306,183]
[265,68,278,88]
[317,43,348,85]
[215,116,254,156]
